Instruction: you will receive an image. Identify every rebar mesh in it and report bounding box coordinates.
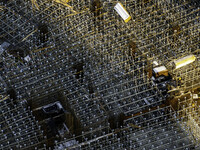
[0,0,199,149]
[0,96,46,150]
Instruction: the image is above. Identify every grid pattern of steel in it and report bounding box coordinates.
[0,0,199,149]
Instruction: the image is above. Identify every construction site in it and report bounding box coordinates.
[0,0,199,149]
